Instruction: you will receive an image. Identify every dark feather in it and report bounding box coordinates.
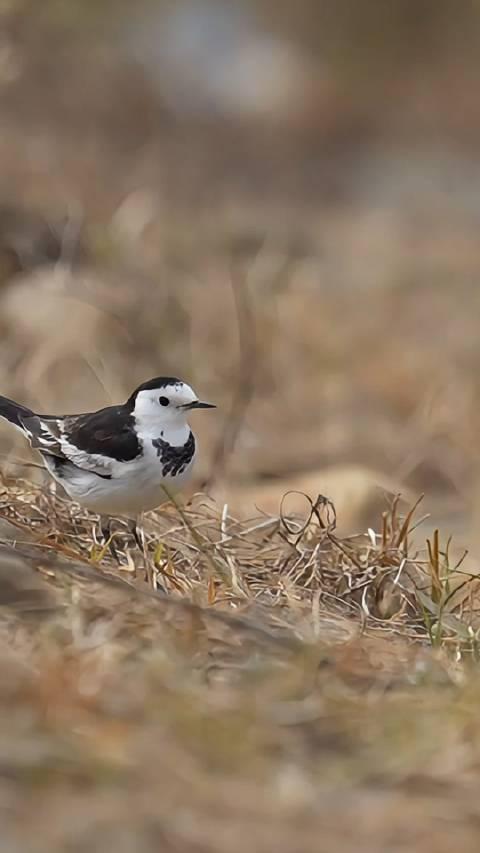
[152,431,195,476]
[63,406,141,461]
[21,405,140,464]
[0,395,35,429]
[21,414,65,458]
[126,376,182,410]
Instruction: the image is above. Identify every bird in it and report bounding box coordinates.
[0,377,215,555]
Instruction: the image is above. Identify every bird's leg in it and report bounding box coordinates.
[128,516,144,551]
[100,516,121,561]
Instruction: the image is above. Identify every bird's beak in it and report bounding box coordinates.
[182,400,216,410]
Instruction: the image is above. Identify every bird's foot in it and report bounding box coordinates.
[128,518,145,552]
[98,517,146,567]
[100,518,123,562]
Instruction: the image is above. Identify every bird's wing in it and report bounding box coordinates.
[20,406,141,479]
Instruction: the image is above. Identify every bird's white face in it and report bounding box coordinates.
[133,381,213,430]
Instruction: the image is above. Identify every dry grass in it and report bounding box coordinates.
[1,476,480,851]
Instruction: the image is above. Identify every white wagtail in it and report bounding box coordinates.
[0,377,215,553]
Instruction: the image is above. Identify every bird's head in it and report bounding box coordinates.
[128,377,215,428]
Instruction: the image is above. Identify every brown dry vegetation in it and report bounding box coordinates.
[1,480,480,853]
[2,1,480,850]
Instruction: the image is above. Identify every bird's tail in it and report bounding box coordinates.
[0,395,35,433]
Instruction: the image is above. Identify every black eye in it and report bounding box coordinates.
[159,396,169,407]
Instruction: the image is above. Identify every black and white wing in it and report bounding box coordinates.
[20,405,141,478]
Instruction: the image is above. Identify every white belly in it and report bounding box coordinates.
[46,454,194,517]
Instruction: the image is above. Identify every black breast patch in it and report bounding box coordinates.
[152,431,195,477]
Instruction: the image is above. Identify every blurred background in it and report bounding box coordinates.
[1,0,480,542]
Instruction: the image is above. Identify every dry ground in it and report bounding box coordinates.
[0,476,479,852]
